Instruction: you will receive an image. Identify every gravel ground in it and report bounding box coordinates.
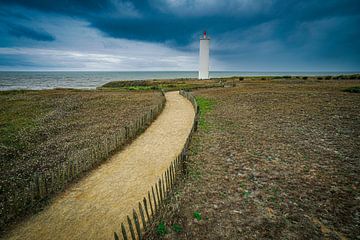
[146,79,360,240]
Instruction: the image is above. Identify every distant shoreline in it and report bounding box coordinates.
[0,72,359,91]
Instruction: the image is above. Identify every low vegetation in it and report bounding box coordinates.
[0,89,164,231]
[101,77,241,91]
[195,96,215,130]
[343,86,360,93]
[102,74,360,92]
[145,79,360,239]
[2,75,360,238]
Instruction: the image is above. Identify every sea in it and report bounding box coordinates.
[0,71,358,91]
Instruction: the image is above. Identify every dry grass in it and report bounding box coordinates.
[103,74,360,91]
[0,88,163,230]
[145,79,360,239]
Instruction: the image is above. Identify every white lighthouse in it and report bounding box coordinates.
[199,31,210,79]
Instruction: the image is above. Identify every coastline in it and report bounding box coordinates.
[1,72,359,91]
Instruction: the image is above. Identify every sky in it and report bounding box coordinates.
[0,0,359,71]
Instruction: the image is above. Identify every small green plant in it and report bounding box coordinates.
[243,190,251,198]
[193,211,202,221]
[172,224,183,233]
[343,86,360,93]
[156,222,168,236]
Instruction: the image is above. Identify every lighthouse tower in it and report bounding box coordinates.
[199,31,210,79]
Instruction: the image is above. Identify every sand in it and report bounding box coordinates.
[3,91,195,240]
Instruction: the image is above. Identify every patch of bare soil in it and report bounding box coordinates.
[146,80,360,240]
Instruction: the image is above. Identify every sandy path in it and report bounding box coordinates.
[4,91,195,240]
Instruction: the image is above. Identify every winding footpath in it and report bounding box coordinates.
[4,91,195,240]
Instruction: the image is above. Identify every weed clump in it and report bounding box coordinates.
[343,86,360,93]
[156,222,168,236]
[193,211,202,221]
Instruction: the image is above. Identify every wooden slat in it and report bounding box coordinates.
[172,160,176,183]
[143,197,150,222]
[121,223,128,240]
[114,232,119,240]
[138,202,146,229]
[148,191,154,216]
[152,186,157,212]
[127,216,136,240]
[171,161,175,185]
[167,170,170,192]
[133,209,142,240]
[164,171,168,193]
[155,183,160,209]
[168,167,172,189]
[162,174,166,198]
[159,179,163,203]
[165,169,169,192]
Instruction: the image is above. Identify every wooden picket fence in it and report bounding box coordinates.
[114,90,199,240]
[1,91,166,229]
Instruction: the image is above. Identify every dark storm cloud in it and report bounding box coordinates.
[6,23,55,41]
[2,0,359,45]
[0,0,359,70]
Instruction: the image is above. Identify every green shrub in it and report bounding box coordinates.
[156,222,168,236]
[193,211,202,221]
[343,86,360,93]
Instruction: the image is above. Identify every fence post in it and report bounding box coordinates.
[155,183,160,208]
[139,202,146,229]
[152,186,157,212]
[127,215,136,240]
[133,209,142,240]
[164,171,168,193]
[148,191,154,216]
[159,179,163,204]
[114,232,119,240]
[121,223,128,240]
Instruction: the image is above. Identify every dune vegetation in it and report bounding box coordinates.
[0,88,164,231]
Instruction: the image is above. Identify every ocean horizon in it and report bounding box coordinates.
[0,71,359,91]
